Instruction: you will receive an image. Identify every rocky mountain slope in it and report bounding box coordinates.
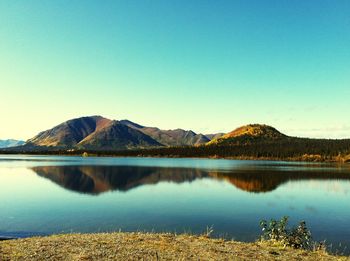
[77,121,162,150]
[119,120,210,146]
[25,116,161,150]
[27,116,112,147]
[23,116,216,150]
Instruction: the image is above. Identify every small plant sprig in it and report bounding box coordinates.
[203,225,214,238]
[260,216,312,250]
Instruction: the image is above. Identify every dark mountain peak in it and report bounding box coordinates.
[192,134,210,146]
[185,130,197,136]
[172,128,195,134]
[119,120,144,129]
[68,115,105,121]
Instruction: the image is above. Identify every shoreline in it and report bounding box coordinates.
[0,151,349,164]
[1,232,349,260]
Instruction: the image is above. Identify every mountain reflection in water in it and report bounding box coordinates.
[31,165,350,194]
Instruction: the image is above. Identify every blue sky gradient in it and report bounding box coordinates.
[1,0,349,139]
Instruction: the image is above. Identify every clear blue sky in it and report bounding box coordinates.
[1,0,349,140]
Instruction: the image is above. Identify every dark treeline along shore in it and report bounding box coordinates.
[97,137,350,162]
[2,137,350,163]
[1,116,350,162]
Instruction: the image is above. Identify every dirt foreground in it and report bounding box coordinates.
[0,232,349,261]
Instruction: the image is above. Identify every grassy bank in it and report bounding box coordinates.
[0,232,348,261]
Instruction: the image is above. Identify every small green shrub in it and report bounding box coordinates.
[260,216,312,250]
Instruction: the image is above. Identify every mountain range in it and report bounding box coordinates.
[3,116,350,162]
[0,139,25,148]
[22,116,225,150]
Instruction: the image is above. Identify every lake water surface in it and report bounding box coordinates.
[1,155,350,252]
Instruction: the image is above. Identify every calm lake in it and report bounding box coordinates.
[1,155,350,252]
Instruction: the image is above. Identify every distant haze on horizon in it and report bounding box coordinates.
[0,0,349,140]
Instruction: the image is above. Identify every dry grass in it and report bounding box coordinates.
[1,232,349,261]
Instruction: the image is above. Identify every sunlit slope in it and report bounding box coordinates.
[77,121,162,150]
[208,124,287,145]
[26,116,112,147]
